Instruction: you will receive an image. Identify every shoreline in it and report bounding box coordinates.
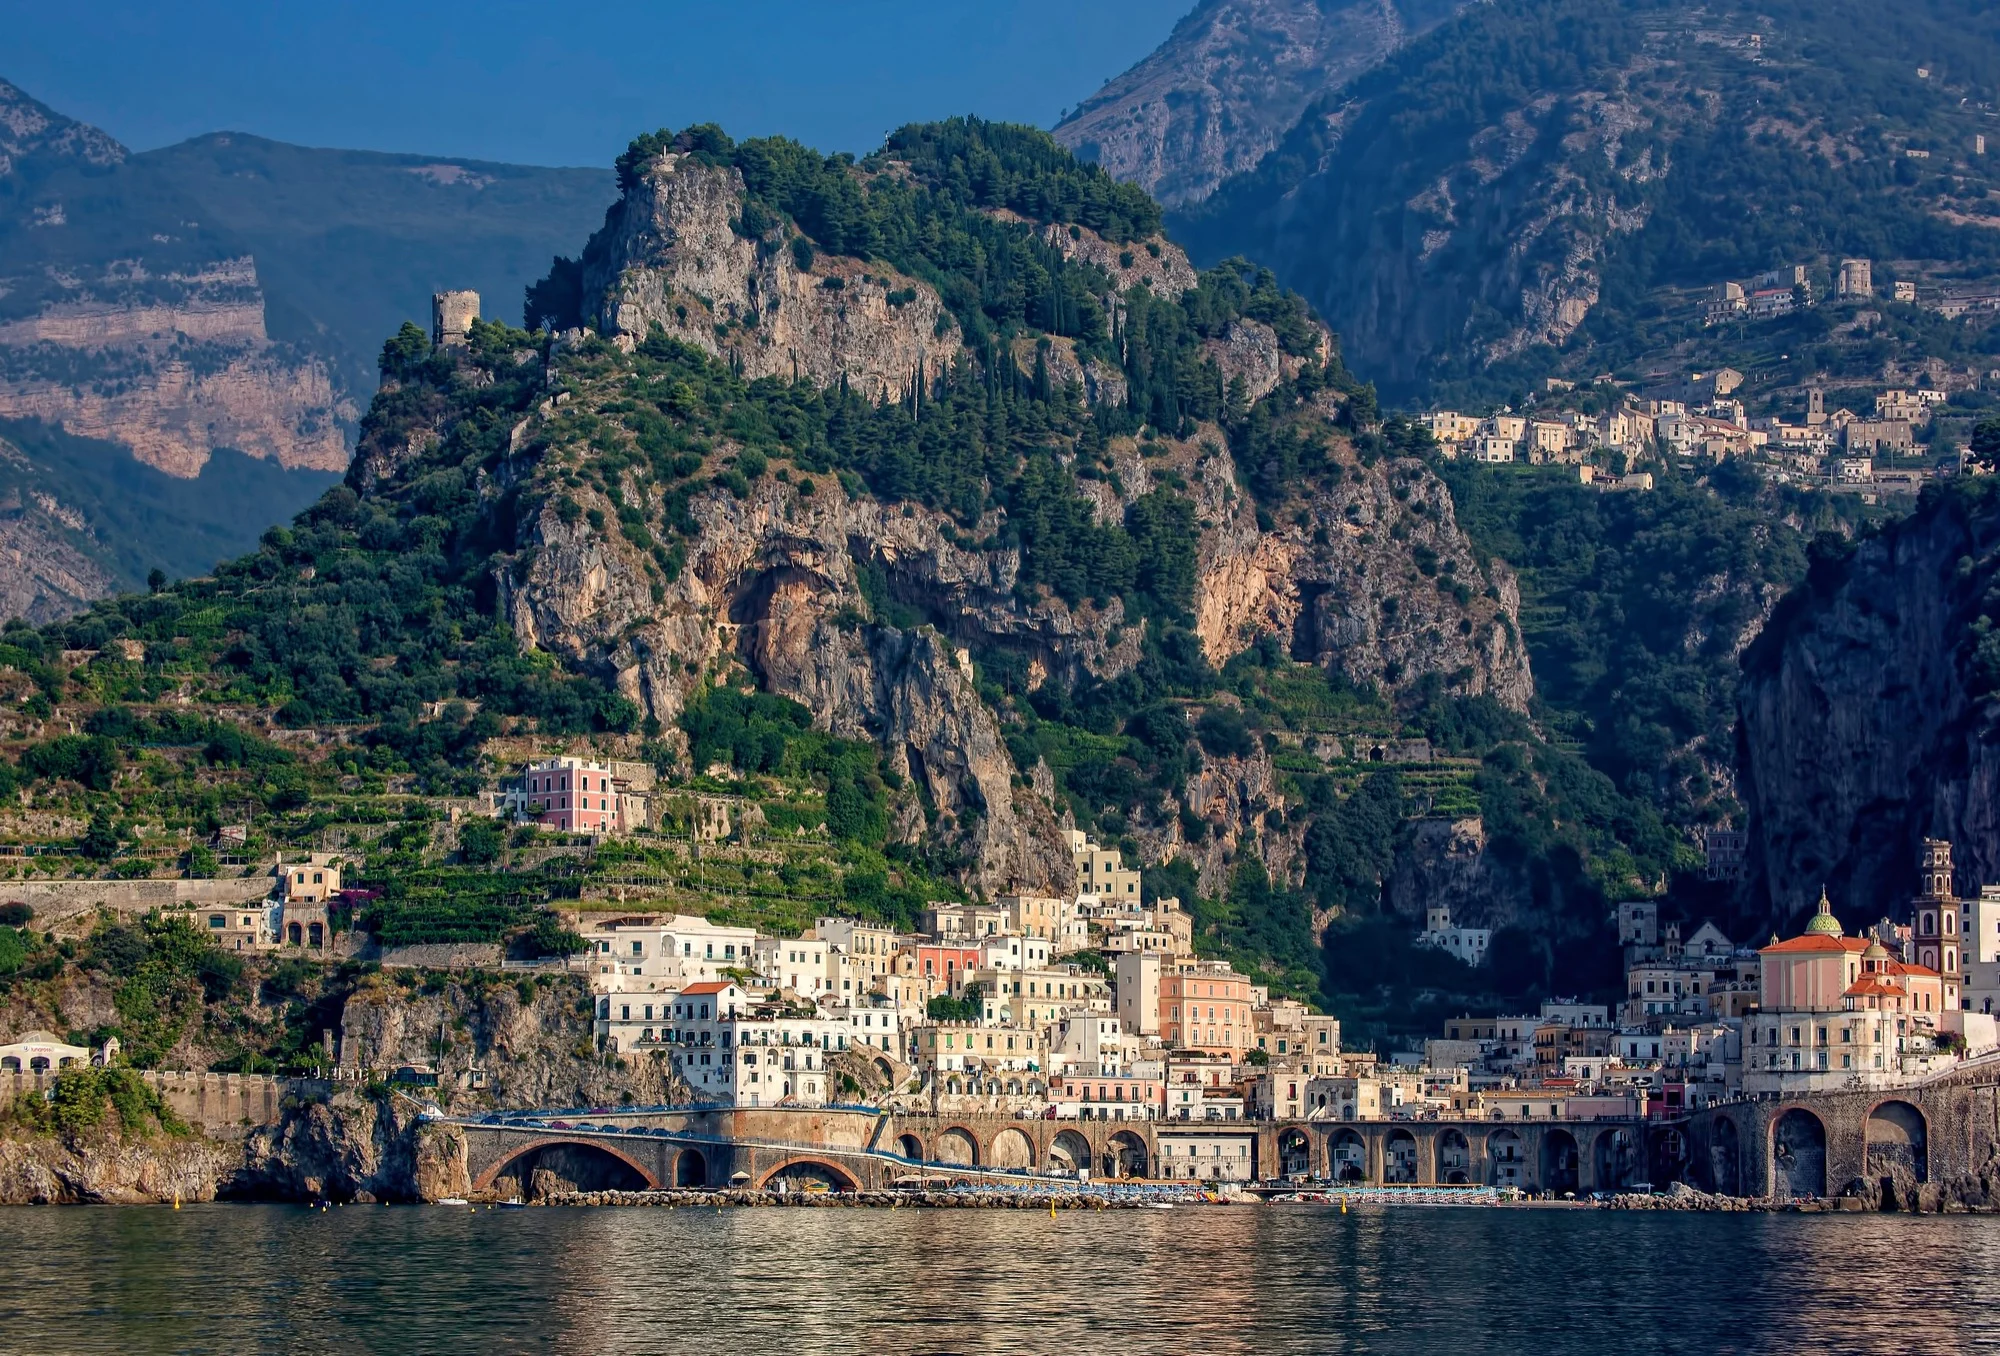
[527,1187,1234,1209]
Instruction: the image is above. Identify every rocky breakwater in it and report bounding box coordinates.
[1738,482,2000,926]
[1602,1183,1770,1212]
[1607,1179,2000,1213]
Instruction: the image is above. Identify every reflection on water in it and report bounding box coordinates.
[0,1203,1993,1354]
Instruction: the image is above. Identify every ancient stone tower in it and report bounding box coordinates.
[432,290,480,350]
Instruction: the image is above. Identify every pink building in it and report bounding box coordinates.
[523,757,622,834]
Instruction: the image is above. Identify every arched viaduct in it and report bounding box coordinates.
[451,1107,1657,1199]
[447,1070,2000,1203]
[1676,1072,2000,1203]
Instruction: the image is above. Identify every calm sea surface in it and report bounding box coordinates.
[0,1202,1992,1354]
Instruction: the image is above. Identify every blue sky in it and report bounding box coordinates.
[3,1,1189,166]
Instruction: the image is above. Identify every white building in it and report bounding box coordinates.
[1114,950,1162,1037]
[832,995,904,1058]
[1156,1130,1257,1181]
[1418,904,1491,966]
[755,933,829,997]
[978,933,1051,972]
[1049,1011,1134,1077]
[586,915,760,996]
[634,981,849,1108]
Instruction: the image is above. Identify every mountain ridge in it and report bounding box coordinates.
[0,77,613,610]
[1053,0,1464,208]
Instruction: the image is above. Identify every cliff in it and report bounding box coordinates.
[0,261,354,480]
[581,152,960,399]
[492,365,1526,894]
[1738,482,2000,928]
[0,77,612,620]
[1054,0,1465,208]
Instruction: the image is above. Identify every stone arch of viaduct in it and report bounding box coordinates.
[451,1076,2000,1201]
[1678,1078,1994,1201]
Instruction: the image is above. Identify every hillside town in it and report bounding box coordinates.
[167,788,2000,1185]
[1420,255,2000,501]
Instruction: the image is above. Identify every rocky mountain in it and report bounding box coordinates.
[1738,480,2000,930]
[42,116,1603,999]
[1053,0,1464,208]
[32,118,1825,1042]
[0,77,612,608]
[1168,0,2000,400]
[471,129,1530,896]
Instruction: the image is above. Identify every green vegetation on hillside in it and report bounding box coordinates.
[1176,0,2000,399]
[1440,459,1823,822]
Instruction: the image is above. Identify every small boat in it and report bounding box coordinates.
[1142,1201,1175,1210]
[434,1197,471,1206]
[498,1199,526,1210]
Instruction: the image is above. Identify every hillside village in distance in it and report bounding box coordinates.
[1418,255,2000,502]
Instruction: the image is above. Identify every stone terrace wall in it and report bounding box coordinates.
[0,1070,286,1137]
[0,878,270,936]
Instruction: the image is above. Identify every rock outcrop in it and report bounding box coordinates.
[1040,222,1198,301]
[0,1130,238,1204]
[1738,484,2000,928]
[1053,0,1464,208]
[582,151,961,399]
[498,380,1529,892]
[0,442,118,623]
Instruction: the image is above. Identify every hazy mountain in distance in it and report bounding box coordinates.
[0,77,613,614]
[1052,0,1464,208]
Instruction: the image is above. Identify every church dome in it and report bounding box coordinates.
[1804,888,1844,937]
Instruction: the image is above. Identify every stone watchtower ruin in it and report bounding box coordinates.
[432,290,481,350]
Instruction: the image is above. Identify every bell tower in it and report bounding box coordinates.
[1912,837,1962,1011]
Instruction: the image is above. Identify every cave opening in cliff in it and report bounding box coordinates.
[1289,583,1328,663]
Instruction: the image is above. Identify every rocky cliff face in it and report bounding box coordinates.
[0,436,118,623]
[0,260,354,480]
[336,971,680,1110]
[1182,45,1674,393]
[1738,485,2000,928]
[582,152,961,399]
[496,381,1526,893]
[1054,0,1464,208]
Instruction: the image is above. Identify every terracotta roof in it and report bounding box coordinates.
[1761,935,1869,955]
[1843,977,1904,998]
[679,981,734,995]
